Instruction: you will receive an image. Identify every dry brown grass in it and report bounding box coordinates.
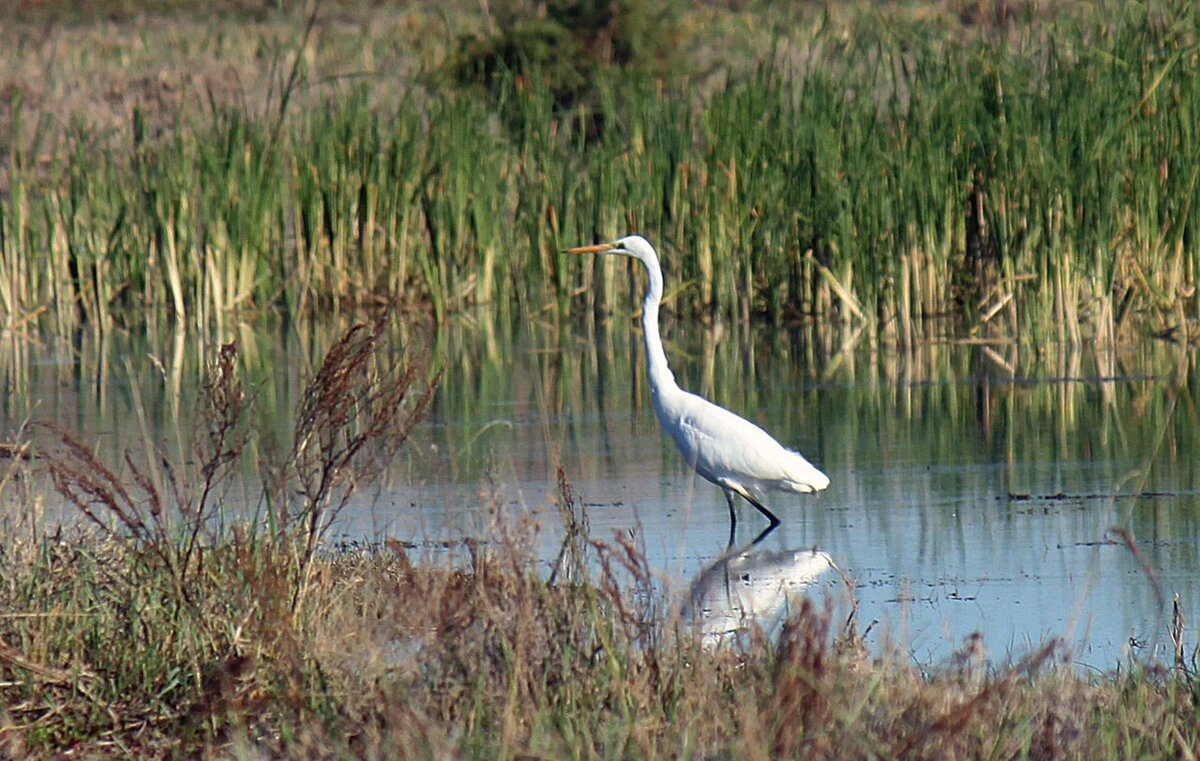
[0,2,458,165]
[4,516,1199,757]
[0,0,1040,156]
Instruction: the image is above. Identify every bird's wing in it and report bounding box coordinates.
[668,392,795,482]
[660,389,827,494]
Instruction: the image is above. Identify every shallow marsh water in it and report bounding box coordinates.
[3,313,1198,669]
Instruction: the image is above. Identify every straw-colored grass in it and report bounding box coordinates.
[2,482,1198,757]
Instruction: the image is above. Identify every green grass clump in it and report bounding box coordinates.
[449,0,684,109]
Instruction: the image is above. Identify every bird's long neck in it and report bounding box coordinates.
[637,253,678,395]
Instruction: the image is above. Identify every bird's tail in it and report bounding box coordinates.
[783,449,830,493]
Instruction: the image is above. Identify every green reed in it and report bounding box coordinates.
[0,2,1196,341]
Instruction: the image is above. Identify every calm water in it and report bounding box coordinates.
[3,314,1198,668]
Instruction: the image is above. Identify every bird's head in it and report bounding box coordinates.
[565,234,657,264]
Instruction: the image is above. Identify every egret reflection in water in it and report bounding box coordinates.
[682,532,835,647]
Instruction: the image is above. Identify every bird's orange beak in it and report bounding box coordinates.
[564,242,616,254]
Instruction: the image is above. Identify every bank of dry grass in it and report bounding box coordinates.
[2,509,1199,757]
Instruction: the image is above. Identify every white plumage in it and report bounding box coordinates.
[567,234,829,528]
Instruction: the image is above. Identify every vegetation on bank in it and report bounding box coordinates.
[0,1,1196,343]
[4,524,1200,757]
[0,325,1196,758]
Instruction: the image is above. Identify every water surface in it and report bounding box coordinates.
[3,314,1198,668]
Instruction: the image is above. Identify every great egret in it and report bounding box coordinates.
[566,234,830,529]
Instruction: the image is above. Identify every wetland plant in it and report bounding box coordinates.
[0,2,1196,344]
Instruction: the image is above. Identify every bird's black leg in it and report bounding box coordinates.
[724,489,739,526]
[742,492,781,529]
[749,522,777,547]
[723,489,739,548]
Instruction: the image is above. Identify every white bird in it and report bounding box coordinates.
[566,234,830,530]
